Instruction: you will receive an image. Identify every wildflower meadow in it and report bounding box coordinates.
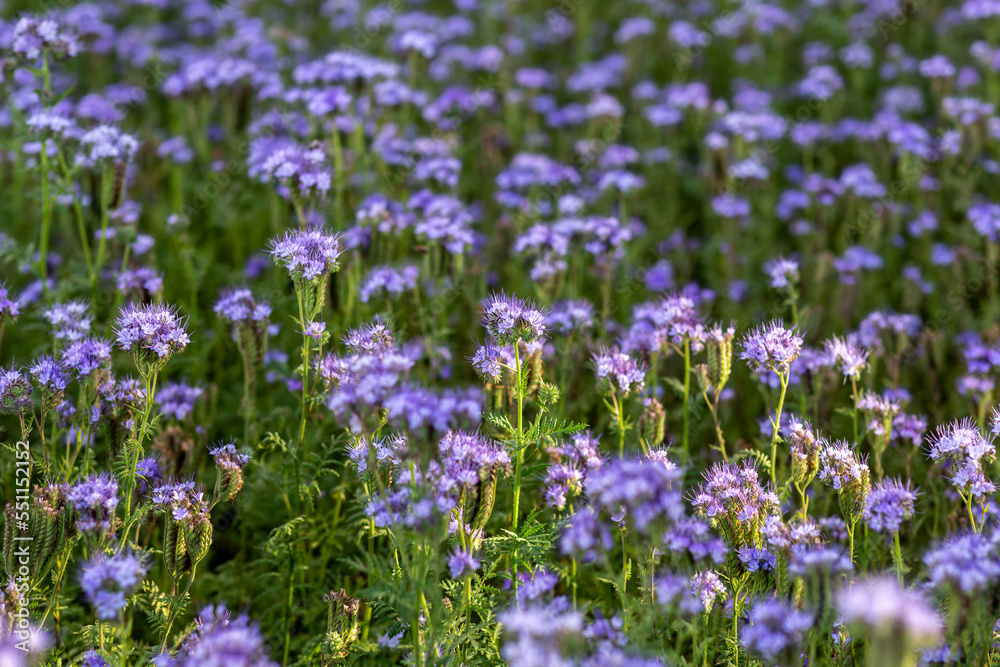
[2,0,1000,665]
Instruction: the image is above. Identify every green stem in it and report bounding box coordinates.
[769,373,789,487]
[682,340,691,455]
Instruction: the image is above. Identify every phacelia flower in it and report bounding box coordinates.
[114,303,190,363]
[481,292,547,345]
[592,346,647,396]
[863,478,917,533]
[740,320,804,375]
[0,366,32,414]
[79,552,146,620]
[269,229,344,281]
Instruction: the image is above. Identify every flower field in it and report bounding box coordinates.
[2,0,1000,665]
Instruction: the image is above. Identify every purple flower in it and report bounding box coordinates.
[215,289,272,325]
[863,478,917,533]
[763,256,799,290]
[29,355,69,393]
[60,336,112,378]
[66,473,119,536]
[470,343,504,383]
[114,303,190,362]
[788,545,852,577]
[79,552,146,620]
[0,282,20,322]
[741,598,813,665]
[448,548,480,579]
[592,347,647,396]
[481,292,546,345]
[738,547,776,572]
[739,320,804,374]
[585,458,683,534]
[359,265,419,303]
[8,15,80,60]
[76,125,139,167]
[560,507,614,563]
[249,138,332,199]
[838,577,941,649]
[927,418,996,498]
[923,532,1000,594]
[117,268,163,299]
[156,380,204,421]
[162,605,277,667]
[44,300,92,341]
[0,366,32,414]
[269,229,344,281]
[825,335,869,380]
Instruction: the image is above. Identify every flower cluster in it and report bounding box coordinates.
[79,552,146,620]
[114,304,190,363]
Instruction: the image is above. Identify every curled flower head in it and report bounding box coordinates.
[0,366,32,414]
[114,303,190,363]
[740,320,804,375]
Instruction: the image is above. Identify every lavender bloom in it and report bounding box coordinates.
[481,292,546,345]
[788,545,852,577]
[740,320,804,374]
[0,366,32,414]
[114,303,190,362]
[818,440,871,519]
[156,380,204,421]
[447,548,480,579]
[924,532,1000,594]
[215,289,272,325]
[692,460,780,549]
[561,507,614,563]
[656,574,704,617]
[927,418,996,497]
[0,283,19,323]
[543,431,604,510]
[76,125,139,167]
[66,473,119,536]
[8,15,80,60]
[269,229,344,281]
[863,478,917,533]
[764,256,799,290]
[498,599,583,667]
[738,547,777,572]
[546,300,596,335]
[592,347,647,396]
[585,458,683,534]
[838,577,941,651]
[359,265,419,303]
[825,335,869,379]
[690,571,727,613]
[60,336,112,378]
[741,598,813,666]
[117,268,163,300]
[29,355,69,393]
[79,552,146,620]
[162,605,278,667]
[249,138,332,199]
[44,300,92,341]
